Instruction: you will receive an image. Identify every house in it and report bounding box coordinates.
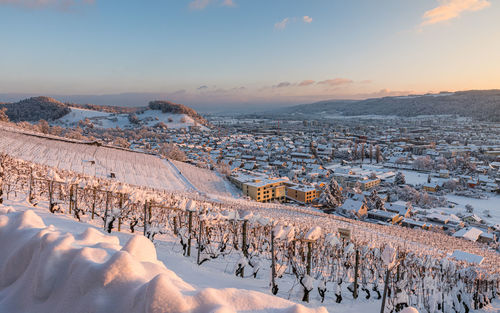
[423,182,439,192]
[462,213,482,224]
[439,169,450,178]
[338,199,369,218]
[359,178,381,190]
[426,212,463,229]
[453,227,483,242]
[401,218,427,229]
[367,209,403,224]
[385,202,412,218]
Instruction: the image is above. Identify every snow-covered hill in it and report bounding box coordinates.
[0,124,228,197]
[0,203,326,313]
[54,107,209,131]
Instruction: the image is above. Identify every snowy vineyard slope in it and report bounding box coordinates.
[0,124,231,197]
[0,206,326,313]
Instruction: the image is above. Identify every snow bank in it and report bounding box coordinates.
[0,209,326,313]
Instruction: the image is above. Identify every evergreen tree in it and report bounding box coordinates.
[320,177,344,209]
[394,172,406,185]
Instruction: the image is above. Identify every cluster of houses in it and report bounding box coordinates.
[124,115,500,247]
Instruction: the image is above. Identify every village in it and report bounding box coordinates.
[113,113,500,251]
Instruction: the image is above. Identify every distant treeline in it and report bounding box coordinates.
[68,102,140,114]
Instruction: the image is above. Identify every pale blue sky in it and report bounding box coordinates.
[0,0,499,109]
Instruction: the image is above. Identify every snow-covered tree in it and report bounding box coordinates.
[159,143,187,162]
[320,177,344,208]
[394,172,406,185]
[375,145,382,163]
[0,108,9,122]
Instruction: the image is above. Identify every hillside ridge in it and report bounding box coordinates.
[266,89,500,121]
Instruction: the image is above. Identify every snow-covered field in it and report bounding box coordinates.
[2,199,498,313]
[54,107,208,130]
[446,193,500,226]
[171,159,242,199]
[0,201,325,313]
[0,125,231,197]
[1,124,499,313]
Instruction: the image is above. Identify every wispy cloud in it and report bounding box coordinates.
[0,0,94,10]
[275,16,313,30]
[189,0,235,10]
[273,81,292,88]
[421,0,490,26]
[222,0,235,7]
[298,80,315,86]
[317,78,353,87]
[274,17,290,30]
[189,0,211,10]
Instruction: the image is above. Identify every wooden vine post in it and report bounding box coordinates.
[187,210,193,257]
[74,185,78,218]
[28,167,33,203]
[240,220,248,278]
[49,180,55,212]
[354,249,359,299]
[233,218,238,250]
[69,184,74,215]
[270,229,278,295]
[197,219,203,265]
[380,268,391,313]
[91,187,96,220]
[173,215,178,235]
[143,200,148,236]
[104,191,110,230]
[118,193,123,232]
[306,241,312,276]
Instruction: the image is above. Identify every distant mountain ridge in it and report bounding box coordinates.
[268,90,500,121]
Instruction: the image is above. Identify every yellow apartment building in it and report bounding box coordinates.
[285,184,319,203]
[241,178,287,203]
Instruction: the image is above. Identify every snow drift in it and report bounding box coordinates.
[0,207,326,313]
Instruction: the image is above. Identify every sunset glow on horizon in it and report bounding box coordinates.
[0,0,499,108]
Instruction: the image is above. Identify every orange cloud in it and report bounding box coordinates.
[299,80,315,86]
[274,18,290,30]
[317,78,353,87]
[421,0,490,26]
[303,16,313,23]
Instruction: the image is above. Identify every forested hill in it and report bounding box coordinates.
[0,96,209,126]
[268,90,500,121]
[0,96,71,122]
[148,100,209,126]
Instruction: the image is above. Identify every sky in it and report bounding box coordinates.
[0,0,499,111]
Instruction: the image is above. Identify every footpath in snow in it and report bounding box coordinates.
[0,203,326,313]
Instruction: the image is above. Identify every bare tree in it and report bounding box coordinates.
[159,143,187,162]
[0,108,9,122]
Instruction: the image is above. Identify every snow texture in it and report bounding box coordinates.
[0,207,327,313]
[55,107,208,131]
[0,125,231,197]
